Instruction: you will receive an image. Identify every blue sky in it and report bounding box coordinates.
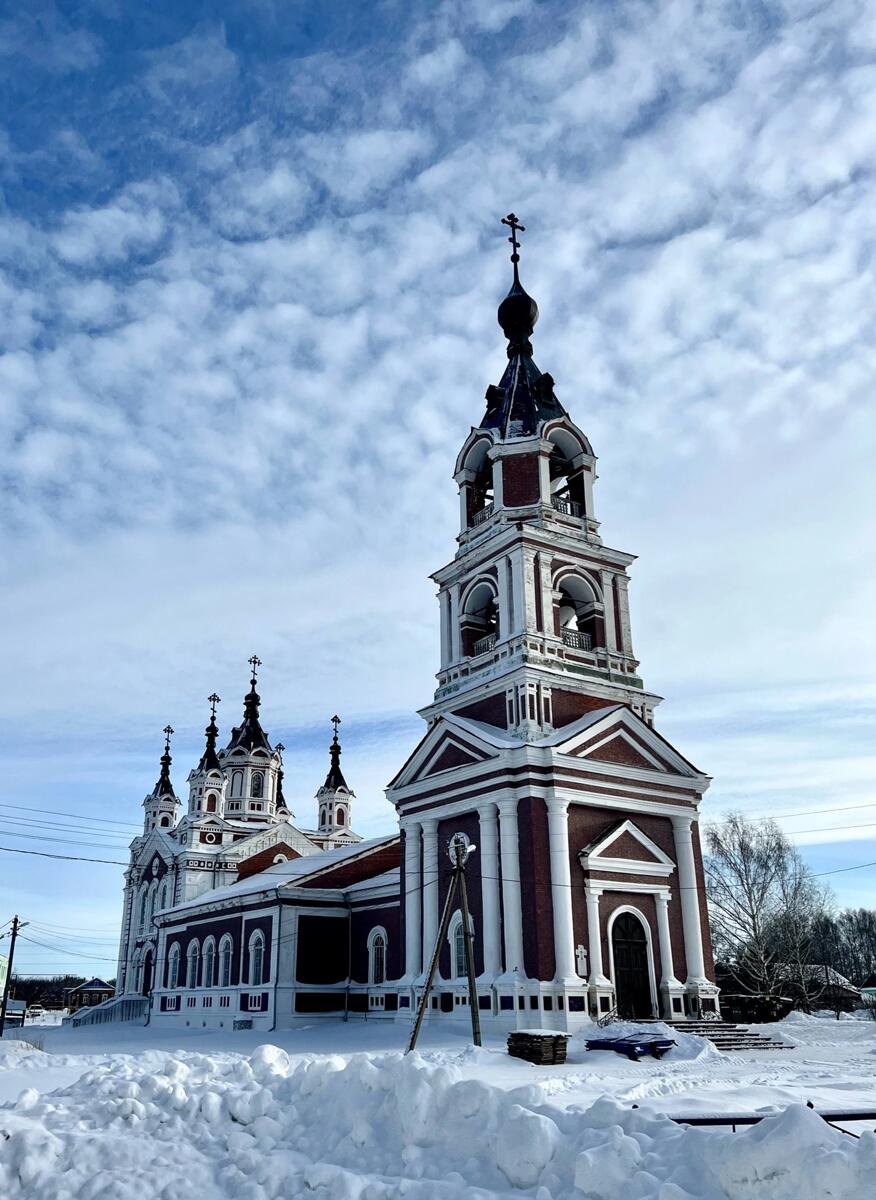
[1,0,874,977]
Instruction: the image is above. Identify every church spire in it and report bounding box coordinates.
[225,655,271,752]
[152,725,177,798]
[198,694,222,771]
[482,213,565,437]
[323,715,349,791]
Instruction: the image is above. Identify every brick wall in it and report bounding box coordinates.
[502,454,540,507]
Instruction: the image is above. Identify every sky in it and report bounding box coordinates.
[0,0,874,979]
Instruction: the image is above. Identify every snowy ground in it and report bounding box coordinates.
[0,1014,873,1197]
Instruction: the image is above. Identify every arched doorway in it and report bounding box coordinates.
[611,912,653,1019]
[142,948,154,996]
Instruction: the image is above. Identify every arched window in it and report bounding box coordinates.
[368,927,387,986]
[337,807,346,826]
[138,889,148,932]
[461,437,493,529]
[447,911,473,980]
[160,815,171,827]
[202,937,216,988]
[319,806,326,827]
[186,940,200,989]
[556,574,601,651]
[168,942,181,989]
[251,772,264,798]
[231,770,243,797]
[460,580,498,657]
[219,935,233,988]
[206,793,217,813]
[248,930,266,987]
[158,883,168,912]
[547,426,590,517]
[132,950,143,995]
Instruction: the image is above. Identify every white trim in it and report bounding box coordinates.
[367,925,388,986]
[606,905,659,1018]
[446,910,472,981]
[585,856,674,877]
[586,880,672,898]
[570,728,668,772]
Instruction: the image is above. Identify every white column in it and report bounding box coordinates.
[477,803,502,977]
[449,585,462,663]
[614,575,634,657]
[403,820,422,980]
[497,799,525,976]
[538,552,555,637]
[522,549,538,632]
[491,453,504,510]
[496,556,510,643]
[510,548,526,636]
[654,892,680,985]
[601,570,618,652]
[537,449,551,504]
[586,888,609,984]
[420,817,440,973]
[458,485,468,533]
[546,798,577,982]
[438,591,451,669]
[672,815,708,984]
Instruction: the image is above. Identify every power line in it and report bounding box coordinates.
[0,829,134,851]
[0,802,140,831]
[0,845,127,866]
[704,802,876,824]
[18,934,118,962]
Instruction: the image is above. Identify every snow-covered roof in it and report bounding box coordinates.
[345,868,399,894]
[163,834,398,916]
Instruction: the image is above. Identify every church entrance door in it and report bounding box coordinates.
[142,948,153,995]
[611,913,652,1018]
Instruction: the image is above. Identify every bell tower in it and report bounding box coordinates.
[143,726,180,834]
[423,214,661,736]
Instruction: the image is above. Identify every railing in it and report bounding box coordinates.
[472,632,497,656]
[471,503,494,527]
[552,495,584,518]
[562,629,592,651]
[662,1108,876,1139]
[596,1005,618,1027]
[65,995,149,1028]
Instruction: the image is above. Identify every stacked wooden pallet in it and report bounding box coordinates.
[507,1029,571,1065]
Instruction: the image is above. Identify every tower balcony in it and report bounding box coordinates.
[471,502,494,527]
[551,495,584,518]
[561,629,592,651]
[472,631,497,656]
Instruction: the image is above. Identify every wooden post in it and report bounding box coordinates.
[407,867,458,1053]
[457,843,482,1046]
[0,916,25,1038]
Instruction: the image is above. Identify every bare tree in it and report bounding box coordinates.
[705,812,830,1002]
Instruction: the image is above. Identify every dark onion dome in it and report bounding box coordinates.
[225,681,272,753]
[322,722,351,793]
[497,277,539,354]
[198,710,222,772]
[151,727,178,799]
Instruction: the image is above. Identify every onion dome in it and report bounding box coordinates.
[225,656,272,753]
[198,694,222,772]
[322,716,351,794]
[151,726,178,799]
[480,213,566,437]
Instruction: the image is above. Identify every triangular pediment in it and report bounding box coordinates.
[387,716,501,790]
[579,819,675,876]
[557,708,702,778]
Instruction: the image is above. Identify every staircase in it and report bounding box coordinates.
[672,1020,789,1051]
[63,995,149,1028]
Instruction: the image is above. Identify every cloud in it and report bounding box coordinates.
[0,0,874,953]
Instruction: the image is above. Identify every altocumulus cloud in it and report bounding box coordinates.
[0,0,874,948]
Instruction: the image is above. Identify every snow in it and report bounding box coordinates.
[0,1015,873,1197]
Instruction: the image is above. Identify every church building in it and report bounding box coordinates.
[115,217,720,1031]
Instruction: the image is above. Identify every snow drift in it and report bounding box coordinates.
[0,1043,871,1198]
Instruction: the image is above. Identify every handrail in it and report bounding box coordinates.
[472,632,497,656]
[562,629,592,651]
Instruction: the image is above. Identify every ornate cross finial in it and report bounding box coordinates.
[248,655,262,686]
[208,693,221,718]
[501,212,525,283]
[276,741,285,760]
[331,714,341,741]
[162,725,174,753]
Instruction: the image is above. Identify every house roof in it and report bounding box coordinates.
[163,834,399,915]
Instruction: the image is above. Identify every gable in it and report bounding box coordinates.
[585,733,663,770]
[423,741,485,776]
[579,819,674,877]
[236,841,302,881]
[388,718,501,790]
[559,710,702,778]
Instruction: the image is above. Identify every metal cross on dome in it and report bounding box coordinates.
[162,724,174,752]
[331,714,341,740]
[248,655,262,685]
[208,693,221,717]
[501,212,525,282]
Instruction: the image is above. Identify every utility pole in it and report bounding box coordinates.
[0,915,28,1038]
[407,836,481,1053]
